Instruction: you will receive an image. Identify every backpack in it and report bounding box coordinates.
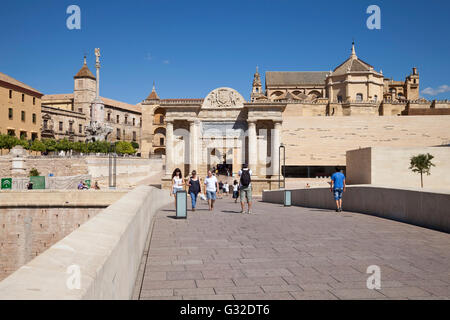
[240,169,251,187]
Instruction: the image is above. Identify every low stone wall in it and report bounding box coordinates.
[0,156,163,178]
[262,186,450,233]
[9,175,91,190]
[0,190,127,282]
[0,189,126,207]
[0,186,171,299]
[0,156,164,189]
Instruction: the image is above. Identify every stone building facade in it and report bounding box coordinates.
[41,57,142,145]
[137,43,450,192]
[0,72,43,140]
[7,43,448,192]
[41,105,87,141]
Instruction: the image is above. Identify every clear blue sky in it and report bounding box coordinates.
[1,0,449,104]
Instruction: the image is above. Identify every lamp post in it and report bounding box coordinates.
[278,143,286,189]
[108,142,117,189]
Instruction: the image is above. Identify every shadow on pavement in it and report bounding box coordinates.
[309,209,334,212]
[221,210,241,214]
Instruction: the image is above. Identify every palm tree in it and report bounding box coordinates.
[409,153,435,188]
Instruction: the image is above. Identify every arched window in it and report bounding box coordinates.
[271,91,284,97]
[374,95,378,102]
[308,90,322,99]
[356,93,363,102]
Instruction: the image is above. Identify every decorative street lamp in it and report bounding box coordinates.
[278,143,286,189]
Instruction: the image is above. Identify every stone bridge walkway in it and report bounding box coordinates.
[135,196,450,300]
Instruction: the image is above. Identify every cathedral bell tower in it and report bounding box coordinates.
[251,66,263,102]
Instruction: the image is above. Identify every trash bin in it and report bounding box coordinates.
[284,190,292,207]
[176,190,187,219]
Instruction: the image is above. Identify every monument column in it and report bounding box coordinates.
[272,121,281,178]
[248,121,257,173]
[165,121,174,175]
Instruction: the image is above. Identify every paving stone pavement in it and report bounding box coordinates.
[137,196,450,300]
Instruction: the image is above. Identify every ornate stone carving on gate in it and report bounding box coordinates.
[202,87,246,109]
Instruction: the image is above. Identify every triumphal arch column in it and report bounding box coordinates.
[160,87,286,194]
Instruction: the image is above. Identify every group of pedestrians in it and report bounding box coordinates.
[171,165,347,214]
[171,164,253,214]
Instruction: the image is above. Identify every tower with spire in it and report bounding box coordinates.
[147,81,160,101]
[140,81,162,158]
[251,66,263,102]
[74,55,97,117]
[351,40,357,59]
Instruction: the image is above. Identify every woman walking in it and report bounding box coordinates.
[187,170,201,211]
[171,168,185,209]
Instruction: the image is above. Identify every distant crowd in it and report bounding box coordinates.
[171,164,253,214]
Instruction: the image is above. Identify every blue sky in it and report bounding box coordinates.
[1,0,449,104]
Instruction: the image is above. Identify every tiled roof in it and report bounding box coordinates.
[0,71,42,95]
[161,99,204,102]
[42,93,74,101]
[147,90,160,100]
[333,57,373,75]
[74,63,96,80]
[101,96,142,113]
[43,93,141,113]
[265,71,328,86]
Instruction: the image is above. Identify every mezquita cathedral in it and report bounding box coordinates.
[36,42,450,191]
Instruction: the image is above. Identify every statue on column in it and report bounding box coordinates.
[85,47,113,142]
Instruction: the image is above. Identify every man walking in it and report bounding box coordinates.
[238,164,253,214]
[204,170,219,211]
[330,167,346,212]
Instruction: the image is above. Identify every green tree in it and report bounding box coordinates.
[115,141,136,155]
[16,138,30,150]
[99,141,110,153]
[2,135,19,150]
[72,141,87,153]
[87,140,110,154]
[56,139,71,152]
[131,141,139,150]
[30,139,46,153]
[0,134,7,150]
[42,139,57,153]
[29,168,40,177]
[409,153,435,188]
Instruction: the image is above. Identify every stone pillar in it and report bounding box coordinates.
[272,121,281,177]
[190,120,199,173]
[165,121,174,175]
[248,121,257,174]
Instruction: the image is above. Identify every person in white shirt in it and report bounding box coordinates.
[171,168,185,209]
[223,182,229,197]
[232,180,239,203]
[204,170,219,211]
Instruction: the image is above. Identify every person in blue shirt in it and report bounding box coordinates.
[330,167,346,212]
